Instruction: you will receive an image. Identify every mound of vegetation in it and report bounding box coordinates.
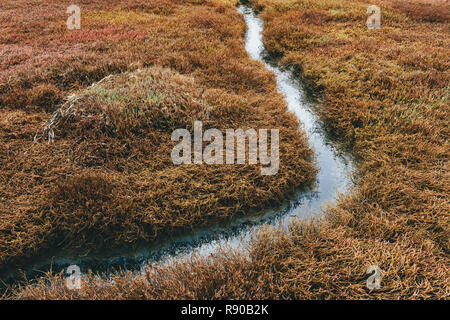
[36,68,212,144]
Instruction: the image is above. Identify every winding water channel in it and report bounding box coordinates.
[2,4,356,286]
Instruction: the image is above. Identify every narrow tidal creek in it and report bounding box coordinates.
[3,4,355,286]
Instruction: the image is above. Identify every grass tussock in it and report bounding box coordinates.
[35,68,212,142]
[0,0,314,281]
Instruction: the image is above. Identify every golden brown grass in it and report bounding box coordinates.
[4,0,450,299]
[0,0,314,281]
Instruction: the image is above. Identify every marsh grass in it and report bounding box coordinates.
[3,0,449,299]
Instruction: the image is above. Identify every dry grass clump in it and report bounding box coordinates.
[0,0,314,283]
[35,68,212,143]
